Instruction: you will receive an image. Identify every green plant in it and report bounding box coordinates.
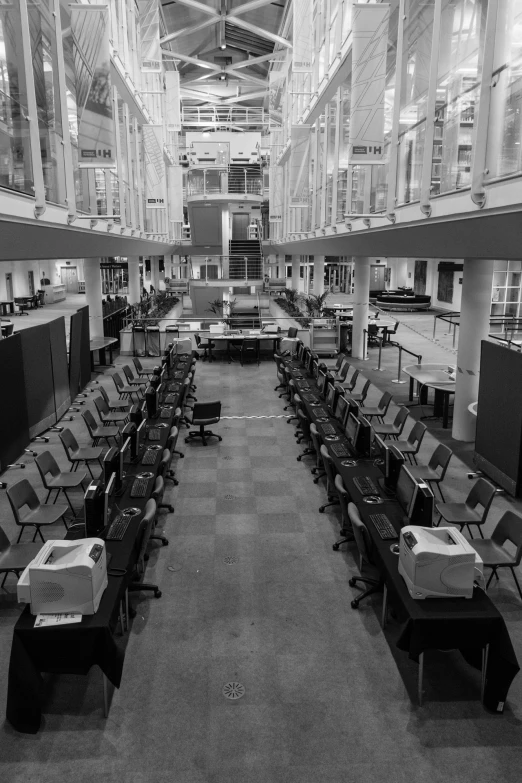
[283,288,300,307]
[206,298,224,317]
[274,297,311,329]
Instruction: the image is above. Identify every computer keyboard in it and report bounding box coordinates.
[318,422,336,436]
[165,394,177,404]
[160,407,172,419]
[168,383,181,392]
[105,514,132,541]
[173,371,184,378]
[130,476,150,498]
[330,442,350,458]
[301,393,319,403]
[369,513,398,540]
[312,407,329,418]
[148,428,161,441]
[353,476,380,496]
[142,449,158,465]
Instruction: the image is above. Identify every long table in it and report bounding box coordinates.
[198,331,280,363]
[283,357,519,711]
[6,354,194,733]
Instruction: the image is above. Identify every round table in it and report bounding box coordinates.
[403,363,456,429]
[90,336,118,370]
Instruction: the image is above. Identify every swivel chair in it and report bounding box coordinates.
[241,338,259,366]
[309,424,326,482]
[185,401,222,446]
[128,500,161,599]
[194,333,215,362]
[348,503,382,609]
[332,474,355,550]
[318,445,339,513]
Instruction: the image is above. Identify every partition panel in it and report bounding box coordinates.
[19,324,57,438]
[69,310,83,398]
[0,335,29,469]
[78,305,91,390]
[49,317,71,420]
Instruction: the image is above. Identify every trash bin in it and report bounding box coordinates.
[145,325,161,357]
[132,324,146,357]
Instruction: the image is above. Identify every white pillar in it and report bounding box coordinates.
[291,255,300,290]
[314,255,325,296]
[84,258,104,339]
[352,256,371,359]
[397,258,408,288]
[127,256,141,305]
[452,258,494,442]
[151,256,161,292]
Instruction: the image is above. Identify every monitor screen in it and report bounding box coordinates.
[312,358,319,379]
[305,350,313,374]
[297,343,304,362]
[373,434,388,477]
[137,418,146,451]
[335,394,349,426]
[345,413,359,445]
[104,471,116,527]
[120,437,131,479]
[395,466,417,515]
[317,369,327,395]
[326,384,336,410]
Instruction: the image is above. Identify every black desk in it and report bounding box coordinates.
[284,358,519,711]
[6,356,193,733]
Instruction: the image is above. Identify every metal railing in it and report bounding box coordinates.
[186,167,262,197]
[103,305,131,340]
[181,106,267,127]
[433,311,522,348]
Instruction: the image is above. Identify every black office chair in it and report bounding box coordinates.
[367,324,380,346]
[296,410,314,461]
[348,503,382,609]
[287,326,298,338]
[185,401,222,446]
[194,333,215,362]
[333,474,355,550]
[128,500,161,599]
[241,338,259,366]
[309,424,326,482]
[318,445,339,513]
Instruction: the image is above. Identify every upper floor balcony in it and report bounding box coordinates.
[186,165,263,204]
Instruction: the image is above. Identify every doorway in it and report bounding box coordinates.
[232,213,249,240]
[5,273,13,300]
[370,265,386,291]
[61,266,79,293]
[28,270,35,296]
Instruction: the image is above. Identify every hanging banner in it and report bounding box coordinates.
[166,71,181,132]
[139,0,161,72]
[143,125,167,208]
[289,126,310,207]
[293,0,312,72]
[70,4,115,168]
[269,165,283,222]
[348,3,390,164]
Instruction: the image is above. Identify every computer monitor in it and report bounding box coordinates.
[305,350,314,374]
[354,415,372,457]
[325,382,337,412]
[104,471,116,528]
[103,446,121,493]
[373,434,389,478]
[317,368,327,395]
[137,419,146,452]
[297,342,304,363]
[122,421,137,459]
[145,385,158,418]
[396,465,434,526]
[312,358,319,379]
[345,413,359,447]
[120,437,131,479]
[130,403,144,426]
[335,394,349,426]
[150,373,161,390]
[346,398,360,420]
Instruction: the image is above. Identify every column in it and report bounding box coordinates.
[84,258,104,339]
[313,255,325,296]
[159,256,166,290]
[452,258,494,442]
[150,256,161,292]
[127,256,141,305]
[291,255,300,291]
[397,258,408,288]
[351,256,370,359]
[277,255,285,280]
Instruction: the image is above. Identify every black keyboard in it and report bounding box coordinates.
[130,477,150,498]
[160,408,171,419]
[318,422,336,436]
[165,394,177,404]
[142,449,158,465]
[301,393,319,402]
[168,384,181,392]
[148,428,161,441]
[296,381,310,389]
[369,513,398,540]
[312,407,329,418]
[353,476,380,496]
[105,514,132,541]
[330,442,350,458]
[174,371,184,378]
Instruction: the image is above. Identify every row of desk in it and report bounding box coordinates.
[282,355,519,711]
[6,353,195,733]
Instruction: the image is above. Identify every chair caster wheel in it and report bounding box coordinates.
[162,539,169,546]
[313,477,320,484]
[297,456,302,461]
[154,590,162,598]
[332,544,339,551]
[351,600,359,609]
[319,506,325,513]
[311,468,317,474]
[348,577,356,587]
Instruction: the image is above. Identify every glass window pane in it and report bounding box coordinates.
[493,271,507,286]
[508,272,521,287]
[506,287,520,303]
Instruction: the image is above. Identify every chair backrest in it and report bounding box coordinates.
[82,409,99,436]
[335,361,350,382]
[112,372,124,392]
[392,406,410,432]
[334,474,350,530]
[158,449,171,478]
[167,425,179,451]
[0,524,11,554]
[93,396,110,419]
[35,451,60,486]
[297,410,311,441]
[427,443,453,477]
[348,502,375,568]
[309,423,323,461]
[59,428,79,458]
[320,445,337,493]
[359,379,371,402]
[491,511,522,564]
[136,499,157,569]
[287,326,298,338]
[192,400,221,422]
[407,421,427,451]
[377,391,393,413]
[152,475,164,504]
[466,478,496,516]
[122,365,135,383]
[347,369,359,390]
[133,357,144,373]
[7,479,40,521]
[368,324,379,337]
[242,338,257,349]
[194,334,202,348]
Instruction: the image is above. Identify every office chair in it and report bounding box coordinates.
[122,364,147,387]
[128,500,161,599]
[393,421,427,464]
[408,444,453,501]
[99,384,130,413]
[35,451,88,514]
[367,323,380,346]
[359,391,393,422]
[7,479,69,543]
[194,333,215,362]
[133,357,154,379]
[158,448,176,484]
[82,409,121,447]
[59,429,104,478]
[434,478,496,539]
[384,320,400,343]
[0,524,43,588]
[318,445,339,513]
[350,378,371,404]
[372,406,409,440]
[296,410,314,461]
[287,326,298,338]
[344,368,360,393]
[348,503,382,609]
[333,474,355,550]
[284,380,300,423]
[185,401,222,446]
[468,511,522,599]
[309,424,326,482]
[241,338,259,366]
[93,396,129,426]
[14,298,29,315]
[112,371,142,402]
[167,423,184,460]
[274,354,286,392]
[150,476,172,547]
[278,364,291,399]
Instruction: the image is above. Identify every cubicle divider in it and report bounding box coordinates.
[69,310,83,398]
[78,306,91,391]
[0,334,29,469]
[49,317,71,420]
[19,324,57,438]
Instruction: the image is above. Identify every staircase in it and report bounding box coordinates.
[228,163,262,195]
[229,239,263,280]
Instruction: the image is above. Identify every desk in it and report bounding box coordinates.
[14,296,34,315]
[403,363,456,429]
[90,336,118,370]
[283,357,519,710]
[199,332,279,363]
[0,300,15,316]
[6,356,193,732]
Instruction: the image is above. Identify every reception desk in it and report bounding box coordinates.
[43,284,66,304]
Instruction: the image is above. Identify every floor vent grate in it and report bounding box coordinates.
[222,682,245,700]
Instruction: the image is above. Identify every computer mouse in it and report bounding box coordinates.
[390,544,400,555]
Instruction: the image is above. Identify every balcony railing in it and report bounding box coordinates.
[181,106,267,127]
[187,168,262,197]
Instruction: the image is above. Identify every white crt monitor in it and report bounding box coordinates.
[17,539,108,615]
[398,526,483,600]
